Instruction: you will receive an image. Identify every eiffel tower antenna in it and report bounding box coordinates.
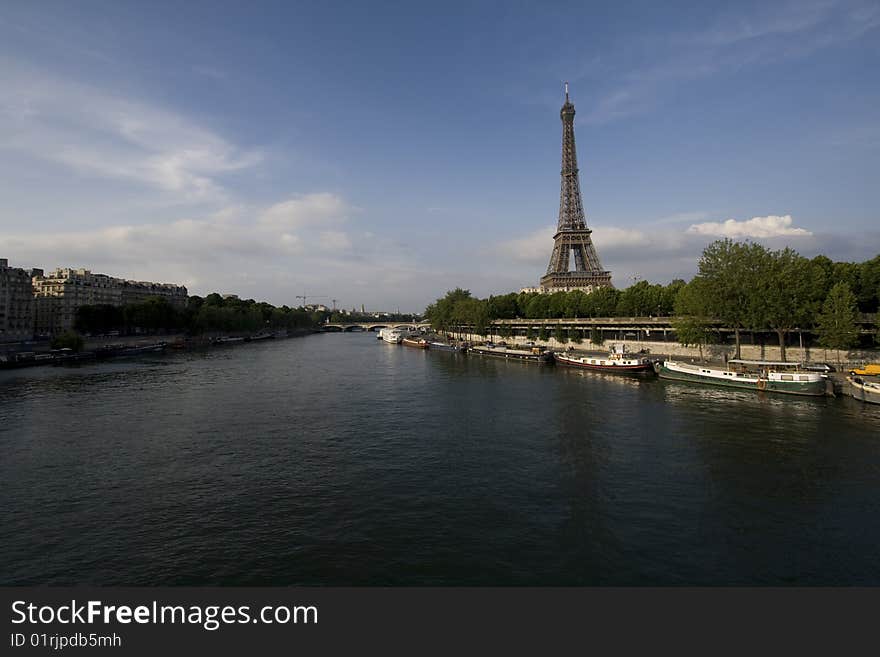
[539,84,613,292]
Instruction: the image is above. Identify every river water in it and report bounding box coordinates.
[2,332,879,585]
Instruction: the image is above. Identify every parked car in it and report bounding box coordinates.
[804,363,835,373]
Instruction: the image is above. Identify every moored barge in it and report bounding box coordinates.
[428,341,466,352]
[468,343,553,363]
[656,358,827,396]
[555,344,654,374]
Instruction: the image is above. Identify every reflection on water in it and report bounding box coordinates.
[1,333,879,585]
[555,366,647,389]
[659,379,828,418]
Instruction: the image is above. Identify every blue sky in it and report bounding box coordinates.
[1,0,878,311]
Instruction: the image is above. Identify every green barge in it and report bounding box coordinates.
[656,359,828,396]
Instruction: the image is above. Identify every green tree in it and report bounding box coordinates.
[761,248,825,361]
[570,328,582,344]
[876,303,880,345]
[75,304,124,334]
[51,330,84,352]
[659,280,686,316]
[526,326,536,341]
[124,297,181,332]
[538,326,549,342]
[672,279,713,361]
[832,261,861,301]
[525,294,550,319]
[563,290,585,318]
[515,292,537,318]
[554,324,568,344]
[590,327,604,347]
[548,292,567,319]
[446,296,488,338]
[815,282,861,365]
[616,280,664,316]
[858,255,880,313]
[487,293,518,319]
[425,288,472,332]
[810,255,835,300]
[589,286,620,317]
[696,239,768,359]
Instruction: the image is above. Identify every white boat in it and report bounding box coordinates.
[657,359,827,396]
[378,328,404,344]
[847,375,880,405]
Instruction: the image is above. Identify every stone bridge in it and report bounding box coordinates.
[322,321,431,332]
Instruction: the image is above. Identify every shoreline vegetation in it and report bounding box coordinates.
[424,240,880,364]
[1,294,328,368]
[73,292,323,339]
[1,293,424,368]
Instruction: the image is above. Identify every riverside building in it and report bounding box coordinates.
[32,267,187,336]
[0,258,36,342]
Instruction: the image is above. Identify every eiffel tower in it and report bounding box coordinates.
[539,83,612,291]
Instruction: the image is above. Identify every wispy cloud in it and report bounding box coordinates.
[0,59,261,202]
[0,193,354,286]
[494,226,554,265]
[0,192,433,309]
[259,193,354,231]
[578,1,880,124]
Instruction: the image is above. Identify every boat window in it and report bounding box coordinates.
[780,374,794,381]
[600,361,605,365]
[799,376,809,381]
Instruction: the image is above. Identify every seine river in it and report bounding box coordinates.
[2,332,879,585]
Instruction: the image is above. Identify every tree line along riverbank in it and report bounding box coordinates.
[34,292,324,353]
[424,239,880,363]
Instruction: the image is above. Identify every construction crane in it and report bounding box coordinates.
[295,293,328,307]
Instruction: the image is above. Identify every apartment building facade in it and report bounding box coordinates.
[33,267,187,336]
[0,258,36,342]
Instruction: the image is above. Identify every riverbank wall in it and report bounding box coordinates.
[457,332,879,369]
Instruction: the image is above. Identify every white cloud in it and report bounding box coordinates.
[494,226,555,264]
[0,59,261,202]
[318,230,353,251]
[0,189,457,311]
[0,193,359,294]
[687,214,812,238]
[259,193,353,231]
[592,226,651,249]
